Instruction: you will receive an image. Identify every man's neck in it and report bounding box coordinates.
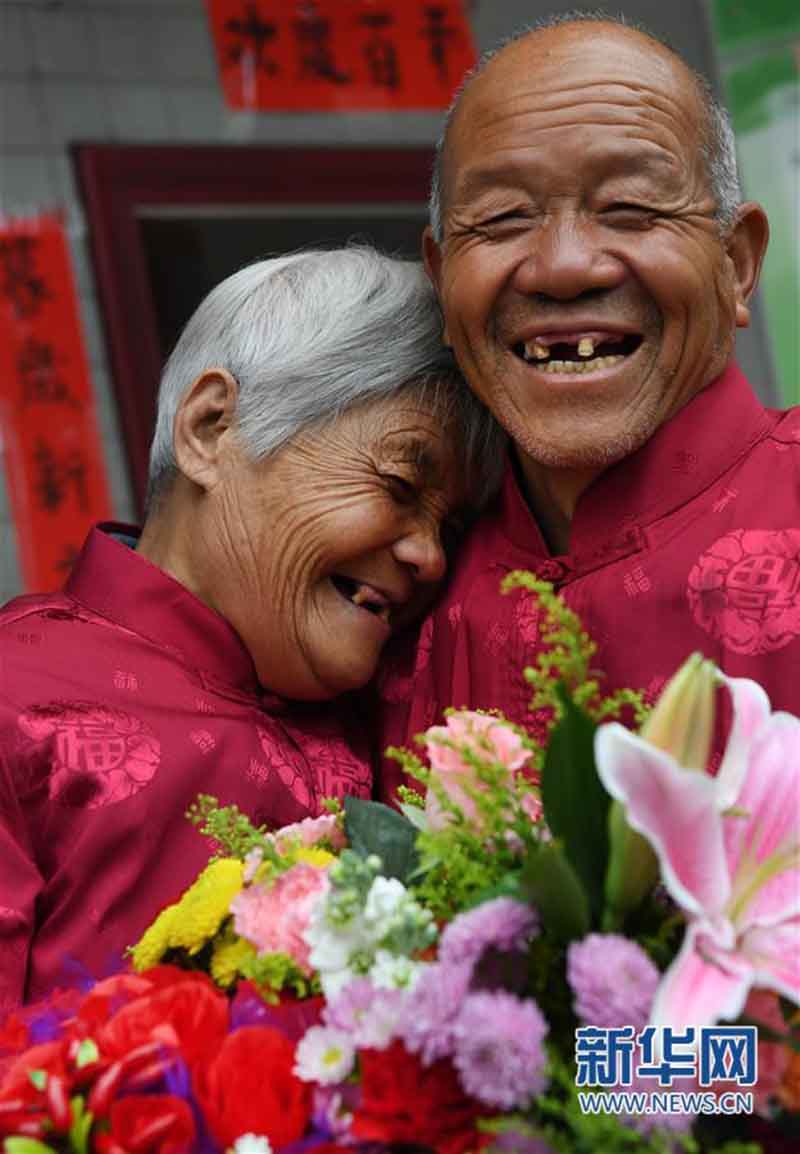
[514,451,603,556]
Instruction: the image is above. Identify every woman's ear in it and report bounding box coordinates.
[172,368,238,491]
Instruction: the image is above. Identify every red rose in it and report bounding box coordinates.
[97,976,229,1071]
[97,1094,195,1154]
[0,1040,68,1104]
[351,1042,485,1154]
[195,1026,311,1148]
[74,973,156,1035]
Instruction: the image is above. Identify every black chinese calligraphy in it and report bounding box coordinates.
[0,236,50,320]
[420,4,460,84]
[224,1,279,75]
[359,9,400,90]
[32,439,89,514]
[17,337,79,409]
[293,1,350,84]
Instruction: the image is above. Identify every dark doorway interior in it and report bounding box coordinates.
[139,209,426,361]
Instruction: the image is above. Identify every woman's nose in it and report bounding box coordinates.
[392,522,447,585]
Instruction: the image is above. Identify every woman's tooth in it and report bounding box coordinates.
[578,337,595,358]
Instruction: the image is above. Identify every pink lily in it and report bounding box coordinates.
[595,670,800,1029]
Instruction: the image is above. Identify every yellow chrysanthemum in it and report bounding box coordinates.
[130,905,179,971]
[292,846,336,868]
[211,936,256,988]
[130,858,244,970]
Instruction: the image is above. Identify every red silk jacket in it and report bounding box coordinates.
[0,528,371,1006]
[379,363,800,796]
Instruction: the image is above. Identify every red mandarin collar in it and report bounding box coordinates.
[65,525,265,699]
[497,362,776,572]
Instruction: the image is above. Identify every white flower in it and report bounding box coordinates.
[363,876,407,937]
[370,949,423,992]
[230,1135,273,1154]
[294,1025,356,1085]
[355,989,410,1050]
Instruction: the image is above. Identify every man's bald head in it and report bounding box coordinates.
[429,13,741,241]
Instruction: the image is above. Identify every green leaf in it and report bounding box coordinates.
[398,802,429,832]
[466,872,525,909]
[520,842,591,943]
[27,1069,47,1090]
[68,1097,94,1154]
[74,1038,99,1069]
[3,1140,58,1154]
[343,797,419,883]
[542,686,610,921]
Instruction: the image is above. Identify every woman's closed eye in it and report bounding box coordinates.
[383,473,418,503]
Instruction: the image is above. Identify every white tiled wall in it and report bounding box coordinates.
[0,0,467,601]
[0,0,775,602]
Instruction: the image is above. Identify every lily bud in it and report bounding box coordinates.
[603,799,660,926]
[640,652,716,771]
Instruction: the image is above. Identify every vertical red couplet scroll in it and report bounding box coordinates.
[0,213,111,593]
[206,0,477,110]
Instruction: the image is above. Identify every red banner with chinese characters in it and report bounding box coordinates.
[0,213,111,592]
[206,0,476,110]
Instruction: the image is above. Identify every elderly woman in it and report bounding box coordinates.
[0,247,503,1005]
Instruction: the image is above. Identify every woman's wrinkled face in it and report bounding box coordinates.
[206,392,466,700]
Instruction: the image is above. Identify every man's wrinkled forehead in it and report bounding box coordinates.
[442,22,704,203]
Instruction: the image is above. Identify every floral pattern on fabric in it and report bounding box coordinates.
[17,702,160,808]
[688,529,800,654]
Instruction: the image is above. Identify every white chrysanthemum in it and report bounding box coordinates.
[370,949,423,992]
[294,1025,356,1085]
[363,876,407,937]
[230,1135,273,1154]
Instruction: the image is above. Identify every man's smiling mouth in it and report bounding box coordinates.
[512,331,643,374]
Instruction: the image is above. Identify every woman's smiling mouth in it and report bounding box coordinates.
[330,574,394,626]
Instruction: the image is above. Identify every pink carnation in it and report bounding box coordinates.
[271,813,346,852]
[422,711,532,830]
[230,863,330,973]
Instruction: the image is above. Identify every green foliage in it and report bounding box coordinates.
[2,1140,58,1154]
[520,842,590,944]
[68,1096,94,1154]
[502,571,650,766]
[541,687,610,921]
[396,784,425,808]
[343,796,420,882]
[239,950,319,1002]
[187,794,275,861]
[410,772,542,920]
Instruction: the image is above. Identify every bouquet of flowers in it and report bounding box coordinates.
[1,575,798,1154]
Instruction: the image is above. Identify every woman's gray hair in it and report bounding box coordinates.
[147,246,505,510]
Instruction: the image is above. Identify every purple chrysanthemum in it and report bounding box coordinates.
[439,897,539,969]
[397,960,472,1064]
[567,933,660,1030]
[452,990,549,1109]
[324,977,407,1050]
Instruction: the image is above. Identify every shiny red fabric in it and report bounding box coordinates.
[379,364,800,795]
[0,528,371,1008]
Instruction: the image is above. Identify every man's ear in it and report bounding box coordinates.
[727,202,769,329]
[422,226,451,347]
[173,368,238,491]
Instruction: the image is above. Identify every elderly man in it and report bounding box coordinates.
[380,16,798,777]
